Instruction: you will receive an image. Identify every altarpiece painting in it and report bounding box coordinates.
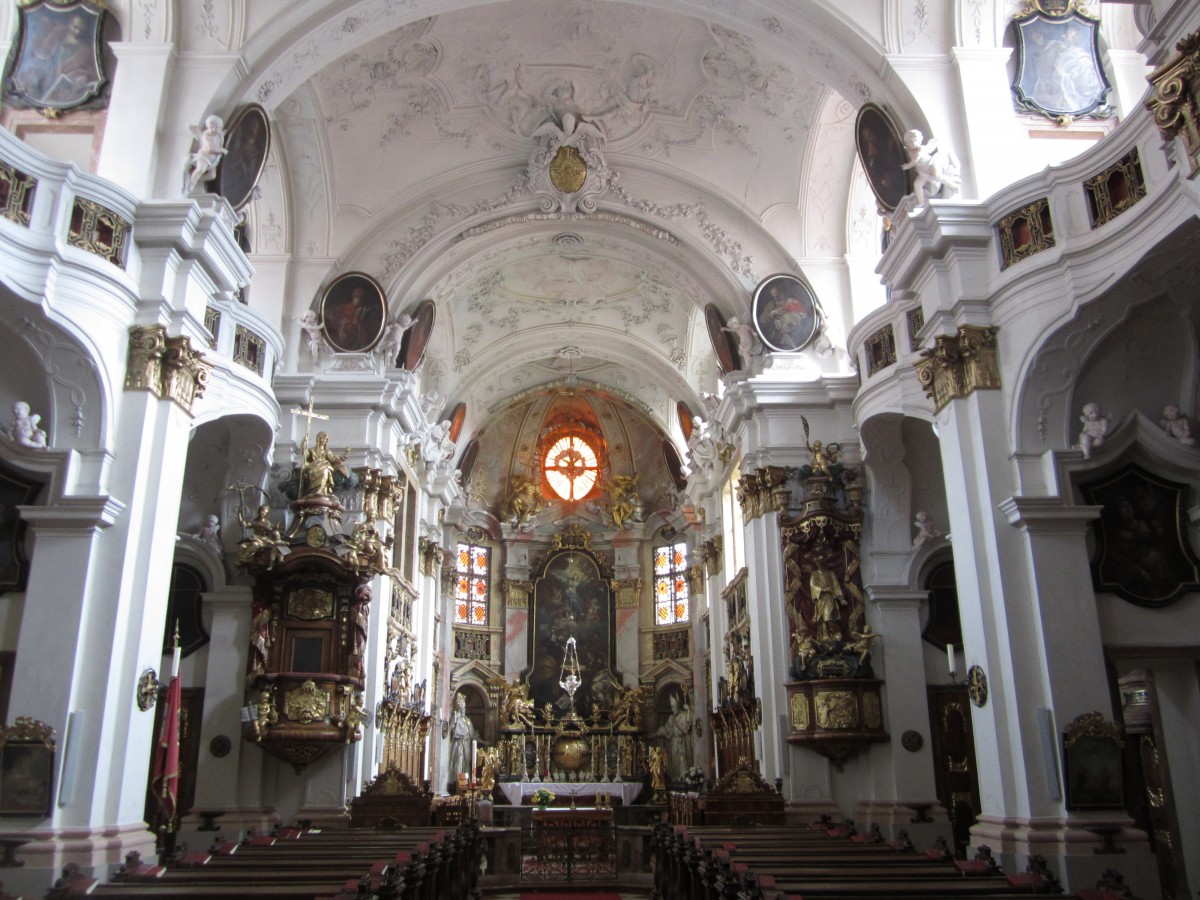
[527,540,616,715]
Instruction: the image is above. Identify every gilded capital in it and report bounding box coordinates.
[504,579,533,608]
[162,335,213,414]
[611,577,642,608]
[915,325,1000,413]
[1146,30,1200,177]
[125,325,167,396]
[735,466,790,521]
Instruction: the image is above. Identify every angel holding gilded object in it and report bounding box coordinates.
[791,626,818,672]
[846,625,879,666]
[237,504,286,569]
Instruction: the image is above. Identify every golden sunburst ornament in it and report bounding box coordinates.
[549,146,587,194]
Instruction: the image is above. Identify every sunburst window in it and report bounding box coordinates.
[544,435,599,501]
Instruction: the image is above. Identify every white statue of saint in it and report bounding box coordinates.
[9,401,48,449]
[185,115,227,195]
[652,692,694,782]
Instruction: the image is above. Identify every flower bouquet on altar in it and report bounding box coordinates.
[683,766,705,793]
[531,788,555,808]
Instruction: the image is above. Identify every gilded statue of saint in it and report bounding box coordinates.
[809,563,846,642]
[301,431,349,497]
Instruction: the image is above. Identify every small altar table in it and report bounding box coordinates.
[498,780,643,807]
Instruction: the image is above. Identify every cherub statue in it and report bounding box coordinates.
[294,311,330,365]
[722,316,755,363]
[687,416,718,471]
[1078,402,1110,458]
[9,401,48,449]
[912,511,940,549]
[375,314,414,365]
[253,689,276,740]
[901,129,961,206]
[791,626,818,672]
[1161,404,1196,446]
[236,504,286,568]
[846,626,879,666]
[500,474,546,529]
[346,521,393,574]
[185,115,226,195]
[193,514,221,548]
[807,439,840,476]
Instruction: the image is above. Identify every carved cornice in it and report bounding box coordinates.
[1063,710,1124,748]
[124,325,212,415]
[504,579,533,608]
[735,466,790,521]
[1146,29,1200,177]
[915,325,1000,413]
[0,716,56,749]
[611,577,642,608]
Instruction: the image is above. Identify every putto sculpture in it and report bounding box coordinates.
[901,129,961,206]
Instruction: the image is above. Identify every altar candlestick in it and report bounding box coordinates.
[947,643,956,678]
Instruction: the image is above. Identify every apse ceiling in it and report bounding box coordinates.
[252,0,878,424]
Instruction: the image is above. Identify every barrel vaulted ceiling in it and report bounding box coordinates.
[168,0,972,441]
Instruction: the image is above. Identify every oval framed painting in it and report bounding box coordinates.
[447,402,467,443]
[663,440,687,491]
[677,401,695,442]
[752,274,821,353]
[320,272,388,353]
[214,104,271,212]
[854,103,909,213]
[704,304,742,374]
[457,439,480,485]
[399,299,436,371]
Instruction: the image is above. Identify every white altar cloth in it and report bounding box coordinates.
[498,781,643,807]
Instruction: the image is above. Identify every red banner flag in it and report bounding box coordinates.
[151,636,182,829]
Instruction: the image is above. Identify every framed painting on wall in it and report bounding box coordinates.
[398,300,436,371]
[854,103,909,212]
[214,104,271,212]
[320,273,388,354]
[752,274,820,353]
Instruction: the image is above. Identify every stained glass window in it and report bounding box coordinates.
[653,541,689,626]
[544,435,599,501]
[453,541,490,626]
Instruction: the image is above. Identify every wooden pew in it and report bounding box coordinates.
[87,821,481,900]
[652,822,1067,900]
